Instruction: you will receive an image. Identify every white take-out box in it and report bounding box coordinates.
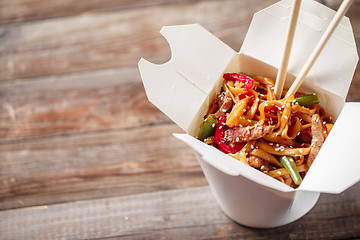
[138,0,360,228]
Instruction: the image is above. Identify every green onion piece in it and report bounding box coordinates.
[198,114,218,141]
[291,94,320,107]
[279,156,302,185]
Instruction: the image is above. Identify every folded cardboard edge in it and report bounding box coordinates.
[298,102,360,194]
[175,101,360,195]
[173,133,294,193]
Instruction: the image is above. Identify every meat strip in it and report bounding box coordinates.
[224,124,275,143]
[214,91,233,118]
[307,114,325,167]
[247,155,271,172]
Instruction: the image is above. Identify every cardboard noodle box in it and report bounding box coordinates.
[138,0,360,228]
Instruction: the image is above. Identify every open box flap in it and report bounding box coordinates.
[160,24,236,95]
[240,0,358,99]
[298,102,360,194]
[139,24,236,132]
[138,59,208,131]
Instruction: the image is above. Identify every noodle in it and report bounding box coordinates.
[199,73,333,188]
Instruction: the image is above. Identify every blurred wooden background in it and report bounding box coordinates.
[0,0,359,239]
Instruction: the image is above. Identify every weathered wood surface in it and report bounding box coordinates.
[0,67,171,142]
[0,0,359,239]
[1,184,360,240]
[0,122,208,210]
[0,0,275,81]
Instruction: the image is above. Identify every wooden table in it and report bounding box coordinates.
[1,0,359,239]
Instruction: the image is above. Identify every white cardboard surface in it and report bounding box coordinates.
[138,0,359,194]
[160,25,236,96]
[139,58,208,134]
[139,24,236,134]
[299,102,360,193]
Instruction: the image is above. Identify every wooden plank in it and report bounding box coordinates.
[0,123,207,210]
[347,53,360,102]
[0,184,359,240]
[0,0,195,24]
[0,67,171,142]
[0,0,351,24]
[0,0,278,81]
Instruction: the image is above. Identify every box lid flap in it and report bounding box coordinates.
[139,24,235,132]
[299,102,360,193]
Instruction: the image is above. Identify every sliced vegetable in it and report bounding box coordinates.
[214,114,244,154]
[223,73,254,91]
[198,114,218,141]
[291,94,320,107]
[279,156,302,185]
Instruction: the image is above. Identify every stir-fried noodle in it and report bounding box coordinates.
[199,73,333,188]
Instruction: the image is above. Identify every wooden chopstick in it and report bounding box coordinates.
[274,0,302,99]
[285,0,354,98]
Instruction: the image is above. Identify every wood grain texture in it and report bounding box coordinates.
[0,0,196,24]
[0,123,207,210]
[0,67,170,142]
[0,184,359,240]
[0,0,278,81]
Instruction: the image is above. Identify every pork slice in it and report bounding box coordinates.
[307,114,325,167]
[224,124,275,143]
[214,91,233,118]
[247,155,271,172]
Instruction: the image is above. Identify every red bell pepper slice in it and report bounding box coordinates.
[223,73,254,91]
[214,114,244,154]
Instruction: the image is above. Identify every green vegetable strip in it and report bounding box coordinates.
[198,114,218,141]
[291,94,320,107]
[279,156,302,185]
